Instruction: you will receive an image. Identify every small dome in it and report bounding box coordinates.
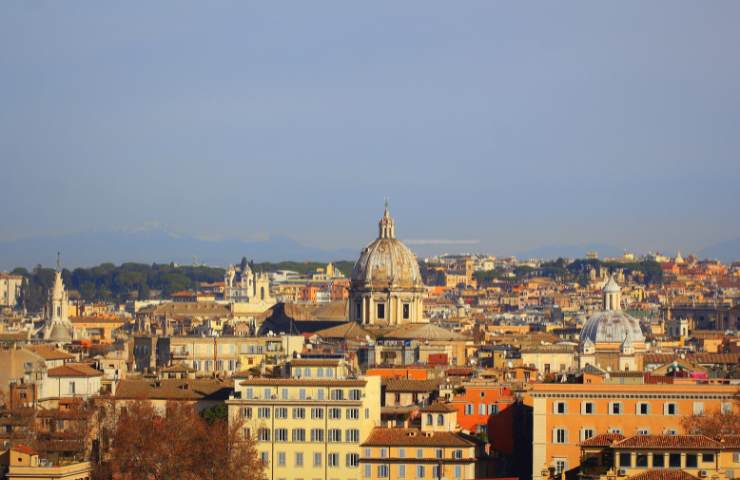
[47,322,73,342]
[580,310,645,346]
[603,276,620,293]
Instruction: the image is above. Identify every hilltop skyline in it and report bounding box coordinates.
[2,1,739,257]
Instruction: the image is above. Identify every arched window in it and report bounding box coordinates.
[426,414,433,425]
[260,286,265,300]
[437,414,444,426]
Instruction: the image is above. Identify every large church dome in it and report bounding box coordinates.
[351,207,423,290]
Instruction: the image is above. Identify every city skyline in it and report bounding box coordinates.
[2,1,739,259]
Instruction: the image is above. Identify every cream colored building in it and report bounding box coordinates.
[225,262,274,306]
[348,205,425,326]
[168,335,304,375]
[42,264,75,343]
[227,375,382,480]
[521,345,577,375]
[0,272,22,308]
[2,445,92,480]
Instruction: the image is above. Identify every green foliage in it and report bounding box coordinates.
[200,403,228,424]
[12,259,356,313]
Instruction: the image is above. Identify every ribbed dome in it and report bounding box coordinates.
[47,322,73,342]
[351,237,422,289]
[350,205,423,290]
[580,310,645,346]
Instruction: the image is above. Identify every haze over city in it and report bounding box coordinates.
[2,1,740,267]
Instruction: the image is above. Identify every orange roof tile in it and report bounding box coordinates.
[580,433,626,447]
[627,470,699,480]
[360,427,474,447]
[614,435,722,450]
[47,363,102,377]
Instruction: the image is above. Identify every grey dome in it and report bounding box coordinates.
[48,322,73,342]
[351,238,422,289]
[580,310,644,346]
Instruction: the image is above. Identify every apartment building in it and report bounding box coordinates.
[227,375,381,480]
[531,383,739,480]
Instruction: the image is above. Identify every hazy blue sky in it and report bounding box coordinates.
[2,1,739,256]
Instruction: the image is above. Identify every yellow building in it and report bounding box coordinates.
[360,403,481,479]
[2,445,92,480]
[227,376,382,480]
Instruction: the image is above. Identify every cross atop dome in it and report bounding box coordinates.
[378,200,395,239]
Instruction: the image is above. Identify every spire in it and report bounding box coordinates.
[603,275,622,311]
[378,199,395,239]
[56,251,61,272]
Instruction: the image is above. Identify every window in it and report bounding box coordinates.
[702,453,714,463]
[292,428,305,442]
[583,402,594,414]
[465,403,473,415]
[416,449,423,459]
[263,388,272,399]
[721,402,732,414]
[364,464,371,478]
[257,428,270,441]
[326,367,334,377]
[328,429,342,442]
[554,459,567,475]
[378,464,389,478]
[356,301,362,320]
[347,408,360,419]
[438,414,445,426]
[330,389,344,401]
[257,407,270,419]
[313,452,322,467]
[304,368,311,378]
[619,453,632,467]
[653,453,665,468]
[346,429,360,443]
[380,448,388,458]
[686,454,697,468]
[275,407,288,419]
[260,451,269,465]
[489,404,499,415]
[636,454,648,467]
[377,303,385,319]
[665,428,677,436]
[609,428,623,434]
[669,453,681,468]
[637,402,649,415]
[316,367,323,377]
[454,449,463,459]
[436,448,443,459]
[399,464,406,478]
[581,428,595,441]
[311,407,323,419]
[455,465,463,479]
[245,387,254,399]
[311,429,324,442]
[241,407,252,418]
[349,389,362,400]
[281,388,288,400]
[417,466,426,478]
[555,402,567,414]
[403,303,410,319]
[426,414,434,425]
[398,448,405,458]
[433,465,442,478]
[479,403,487,415]
[275,428,288,442]
[610,402,623,415]
[328,453,339,467]
[554,428,567,444]
[693,402,705,415]
[665,403,678,415]
[329,407,342,419]
[295,452,303,467]
[299,388,306,399]
[346,453,359,467]
[637,428,650,435]
[292,407,305,419]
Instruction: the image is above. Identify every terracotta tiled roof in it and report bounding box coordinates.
[420,402,456,413]
[580,433,625,447]
[115,379,232,401]
[719,435,740,449]
[25,345,75,361]
[47,363,102,377]
[13,444,37,455]
[614,435,722,449]
[290,359,340,367]
[383,378,441,393]
[360,427,474,447]
[627,470,699,480]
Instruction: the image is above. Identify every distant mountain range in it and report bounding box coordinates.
[698,237,740,263]
[0,229,357,270]
[1,229,737,271]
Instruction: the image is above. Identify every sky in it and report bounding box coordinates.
[1,1,739,257]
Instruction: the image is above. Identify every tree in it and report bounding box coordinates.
[108,400,264,480]
[681,408,740,437]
